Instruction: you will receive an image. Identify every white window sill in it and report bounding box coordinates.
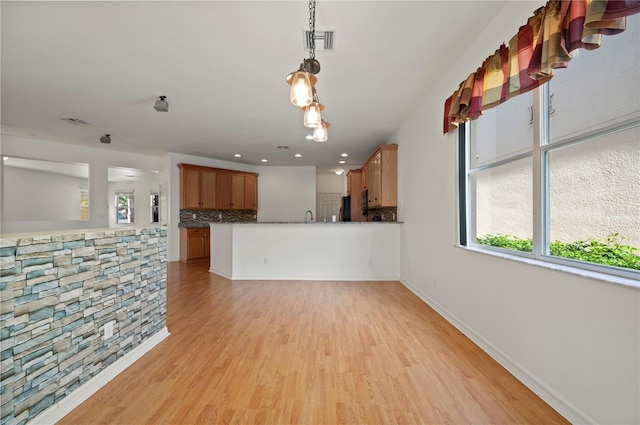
[456,244,640,290]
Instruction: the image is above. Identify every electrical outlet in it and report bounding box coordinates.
[192,213,197,220]
[103,320,114,341]
[218,213,222,220]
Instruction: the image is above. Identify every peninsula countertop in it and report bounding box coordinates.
[179,221,401,228]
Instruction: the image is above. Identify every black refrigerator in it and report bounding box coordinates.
[340,196,351,221]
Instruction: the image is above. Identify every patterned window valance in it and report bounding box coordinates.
[443,0,640,134]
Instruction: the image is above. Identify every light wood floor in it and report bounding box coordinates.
[60,261,568,424]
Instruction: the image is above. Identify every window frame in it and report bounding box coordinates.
[115,191,135,224]
[150,192,160,224]
[458,83,640,283]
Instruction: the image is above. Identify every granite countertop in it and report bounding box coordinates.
[178,221,216,228]
[179,221,401,227]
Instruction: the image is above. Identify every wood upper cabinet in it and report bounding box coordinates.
[363,144,397,208]
[200,169,217,209]
[179,163,258,211]
[347,169,361,196]
[231,174,245,209]
[215,172,233,210]
[178,164,216,209]
[346,169,363,222]
[216,171,257,210]
[244,174,257,210]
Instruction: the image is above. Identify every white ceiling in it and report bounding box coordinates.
[1,1,507,172]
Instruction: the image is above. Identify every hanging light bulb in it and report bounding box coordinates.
[286,63,317,107]
[313,120,330,142]
[303,89,323,128]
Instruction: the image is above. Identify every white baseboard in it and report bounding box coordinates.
[219,274,400,281]
[209,268,232,279]
[32,327,170,425]
[399,278,593,425]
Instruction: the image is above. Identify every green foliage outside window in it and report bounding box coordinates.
[476,233,640,271]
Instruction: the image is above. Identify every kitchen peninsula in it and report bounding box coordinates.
[209,222,400,281]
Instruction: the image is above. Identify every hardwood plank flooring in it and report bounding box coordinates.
[59,261,568,424]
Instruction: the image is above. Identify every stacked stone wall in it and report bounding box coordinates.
[0,227,167,425]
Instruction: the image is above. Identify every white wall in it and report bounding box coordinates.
[256,166,316,223]
[0,135,161,234]
[395,2,639,424]
[3,167,88,221]
[316,172,346,194]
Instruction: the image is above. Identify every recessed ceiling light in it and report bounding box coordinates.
[294,153,302,158]
[335,169,344,175]
[341,153,348,157]
[305,135,313,140]
[339,160,346,164]
[261,159,268,163]
[3,156,8,161]
[234,154,242,158]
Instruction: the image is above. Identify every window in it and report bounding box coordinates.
[116,192,134,224]
[79,189,89,221]
[460,15,640,279]
[150,193,159,224]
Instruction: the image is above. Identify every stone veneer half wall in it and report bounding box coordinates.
[0,227,167,425]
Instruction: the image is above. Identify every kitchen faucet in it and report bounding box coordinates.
[305,210,314,223]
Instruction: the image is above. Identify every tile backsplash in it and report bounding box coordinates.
[366,206,398,222]
[179,209,257,224]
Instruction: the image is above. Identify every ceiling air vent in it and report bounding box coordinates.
[61,118,90,126]
[303,29,335,52]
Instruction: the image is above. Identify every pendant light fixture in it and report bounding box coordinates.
[302,89,323,128]
[313,120,330,142]
[286,0,330,141]
[286,66,316,107]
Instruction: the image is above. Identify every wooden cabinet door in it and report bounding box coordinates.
[200,169,217,209]
[244,174,257,210]
[367,155,381,208]
[372,153,382,207]
[380,148,397,207]
[180,228,210,262]
[347,170,362,221]
[181,166,202,209]
[347,170,361,199]
[203,228,210,258]
[188,229,206,259]
[231,173,245,209]
[216,172,232,209]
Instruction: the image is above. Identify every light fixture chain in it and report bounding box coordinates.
[308,0,316,59]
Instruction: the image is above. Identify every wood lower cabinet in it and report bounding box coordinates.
[180,228,210,262]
